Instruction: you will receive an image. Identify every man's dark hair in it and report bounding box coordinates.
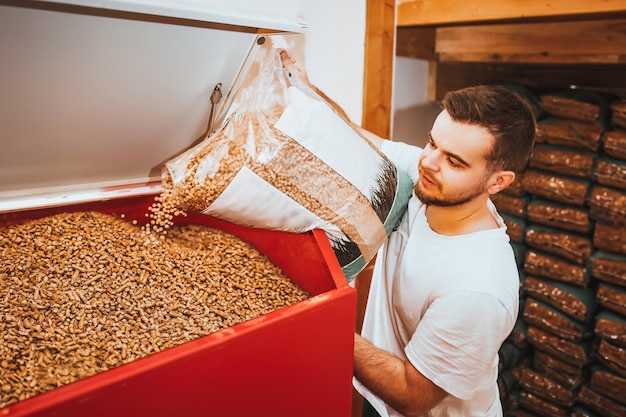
[442,85,536,173]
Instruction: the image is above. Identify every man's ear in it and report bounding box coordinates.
[487,170,515,195]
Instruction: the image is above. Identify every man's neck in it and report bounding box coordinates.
[425,197,498,236]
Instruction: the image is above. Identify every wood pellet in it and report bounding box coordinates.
[0,211,309,408]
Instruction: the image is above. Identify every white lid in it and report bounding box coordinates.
[0,1,305,212]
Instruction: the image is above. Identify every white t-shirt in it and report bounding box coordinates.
[353,140,520,417]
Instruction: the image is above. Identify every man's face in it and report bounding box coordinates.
[415,110,495,207]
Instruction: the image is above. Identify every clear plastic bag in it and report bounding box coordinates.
[163,46,412,279]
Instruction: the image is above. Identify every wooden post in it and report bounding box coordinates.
[353,1,396,416]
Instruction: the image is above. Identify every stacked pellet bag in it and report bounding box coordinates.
[523,90,618,417]
[581,98,626,417]
[492,88,626,417]
[162,46,412,280]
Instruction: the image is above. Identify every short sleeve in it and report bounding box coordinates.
[404,291,516,400]
[381,140,421,184]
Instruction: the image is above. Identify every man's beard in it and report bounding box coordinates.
[414,171,490,207]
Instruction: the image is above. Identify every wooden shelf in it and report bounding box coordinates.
[398,0,626,27]
[434,19,626,64]
[396,0,626,100]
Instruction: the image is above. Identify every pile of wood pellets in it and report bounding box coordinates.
[0,210,309,408]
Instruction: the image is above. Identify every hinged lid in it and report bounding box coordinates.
[0,0,305,212]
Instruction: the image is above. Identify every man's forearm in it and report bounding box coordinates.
[354,334,446,417]
[354,333,407,398]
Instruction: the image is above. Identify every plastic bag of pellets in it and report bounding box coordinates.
[162,46,412,280]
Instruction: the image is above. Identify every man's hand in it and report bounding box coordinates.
[278,49,311,86]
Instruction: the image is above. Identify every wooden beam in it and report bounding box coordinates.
[435,18,626,64]
[362,0,396,138]
[426,60,438,102]
[398,0,626,27]
[396,26,436,60]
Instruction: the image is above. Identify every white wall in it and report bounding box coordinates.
[270,0,367,124]
[391,56,440,147]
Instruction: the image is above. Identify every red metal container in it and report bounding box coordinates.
[0,2,355,416]
[0,195,356,417]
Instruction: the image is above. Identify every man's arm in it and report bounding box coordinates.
[354,334,448,417]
